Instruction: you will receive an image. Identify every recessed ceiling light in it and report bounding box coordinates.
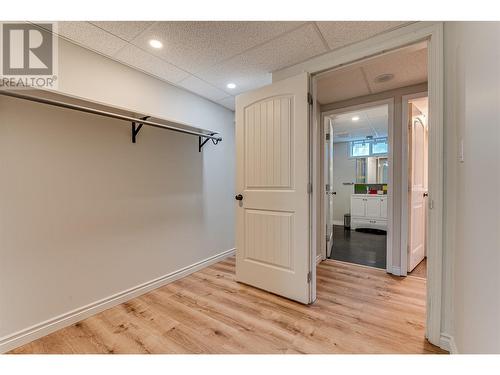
[149,39,163,49]
[352,116,360,122]
[226,83,237,89]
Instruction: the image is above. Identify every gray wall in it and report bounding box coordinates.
[0,38,235,347]
[321,82,428,270]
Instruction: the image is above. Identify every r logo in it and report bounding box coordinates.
[2,23,53,75]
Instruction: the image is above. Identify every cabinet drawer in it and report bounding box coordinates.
[351,217,387,231]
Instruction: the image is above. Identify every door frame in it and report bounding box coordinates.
[307,22,444,345]
[320,98,394,275]
[401,91,429,276]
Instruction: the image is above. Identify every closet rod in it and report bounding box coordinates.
[0,90,223,142]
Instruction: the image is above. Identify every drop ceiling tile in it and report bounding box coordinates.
[363,48,427,93]
[317,44,427,104]
[316,21,408,50]
[177,75,228,102]
[217,96,235,111]
[130,21,305,73]
[56,21,127,56]
[198,23,328,95]
[89,21,155,41]
[114,44,189,84]
[316,66,371,104]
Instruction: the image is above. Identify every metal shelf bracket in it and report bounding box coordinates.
[199,133,220,152]
[131,116,150,143]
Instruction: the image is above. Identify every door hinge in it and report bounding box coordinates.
[307,92,313,105]
[307,182,313,194]
[307,271,312,283]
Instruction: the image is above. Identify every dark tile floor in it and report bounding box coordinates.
[329,225,387,269]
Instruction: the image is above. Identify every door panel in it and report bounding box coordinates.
[235,73,311,304]
[351,197,366,217]
[325,119,334,256]
[380,197,388,219]
[365,198,381,218]
[408,104,428,272]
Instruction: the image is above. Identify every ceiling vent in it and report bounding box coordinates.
[374,73,394,83]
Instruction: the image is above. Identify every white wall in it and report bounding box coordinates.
[0,38,235,351]
[444,22,500,353]
[331,142,355,224]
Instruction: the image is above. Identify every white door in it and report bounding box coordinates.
[408,105,428,272]
[325,118,335,257]
[365,197,381,218]
[235,73,312,304]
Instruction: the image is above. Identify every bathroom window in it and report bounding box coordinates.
[349,137,388,157]
[350,140,370,157]
[372,138,388,155]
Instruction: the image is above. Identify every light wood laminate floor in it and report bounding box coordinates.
[409,258,427,279]
[10,257,446,354]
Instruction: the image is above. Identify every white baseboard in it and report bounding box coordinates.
[316,253,323,264]
[0,248,235,354]
[332,220,344,226]
[439,333,458,354]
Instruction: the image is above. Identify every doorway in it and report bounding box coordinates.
[324,102,392,270]
[235,22,444,347]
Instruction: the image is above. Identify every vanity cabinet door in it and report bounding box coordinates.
[365,197,381,218]
[380,197,388,219]
[351,196,366,217]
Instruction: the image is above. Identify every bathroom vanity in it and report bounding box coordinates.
[350,194,387,231]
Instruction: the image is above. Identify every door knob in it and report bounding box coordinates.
[235,194,243,201]
[423,192,429,197]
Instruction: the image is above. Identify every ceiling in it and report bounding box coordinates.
[328,104,388,143]
[317,42,428,104]
[41,21,409,111]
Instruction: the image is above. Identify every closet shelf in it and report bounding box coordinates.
[0,90,222,151]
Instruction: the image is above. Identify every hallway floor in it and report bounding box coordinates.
[329,225,387,269]
[10,257,445,354]
[409,258,427,278]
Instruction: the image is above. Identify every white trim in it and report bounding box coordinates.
[440,333,458,354]
[425,23,444,346]
[0,248,236,354]
[388,266,402,276]
[309,73,318,303]
[332,220,344,226]
[320,98,394,275]
[302,21,444,347]
[401,91,429,277]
